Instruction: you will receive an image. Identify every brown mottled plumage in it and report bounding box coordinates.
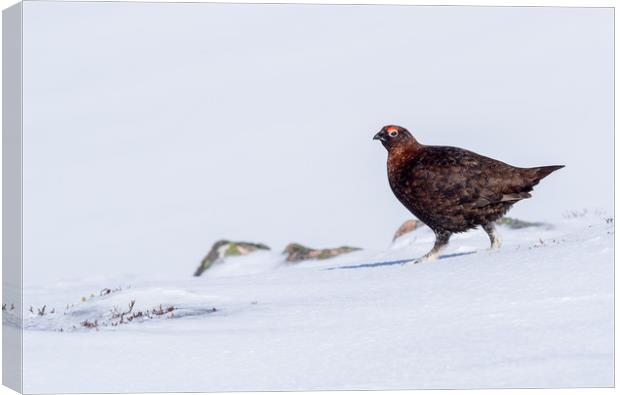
[374,125,564,263]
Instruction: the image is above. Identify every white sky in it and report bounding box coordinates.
[22,2,613,284]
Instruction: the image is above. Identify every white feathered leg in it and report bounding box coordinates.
[483,222,501,250]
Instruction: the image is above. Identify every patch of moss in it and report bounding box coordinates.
[284,243,311,254]
[224,242,241,257]
[194,257,215,276]
[318,251,332,259]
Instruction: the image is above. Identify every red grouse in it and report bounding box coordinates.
[374,125,563,263]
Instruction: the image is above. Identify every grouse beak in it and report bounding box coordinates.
[373,131,386,142]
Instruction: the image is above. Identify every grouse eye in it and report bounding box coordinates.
[389,130,399,137]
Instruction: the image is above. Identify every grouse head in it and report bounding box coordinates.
[373,125,417,151]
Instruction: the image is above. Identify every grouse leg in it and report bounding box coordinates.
[482,222,501,250]
[413,230,451,263]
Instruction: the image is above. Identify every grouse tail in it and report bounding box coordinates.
[533,165,565,180]
[524,165,564,188]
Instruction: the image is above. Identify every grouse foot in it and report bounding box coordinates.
[410,230,451,265]
[412,251,440,264]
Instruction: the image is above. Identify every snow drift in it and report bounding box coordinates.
[5,212,614,392]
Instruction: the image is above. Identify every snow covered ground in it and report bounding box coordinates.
[5,212,614,393]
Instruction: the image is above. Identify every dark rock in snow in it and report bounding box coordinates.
[194,240,270,276]
[496,217,549,229]
[393,219,424,241]
[283,243,361,263]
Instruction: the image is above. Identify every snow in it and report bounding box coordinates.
[7,213,613,393]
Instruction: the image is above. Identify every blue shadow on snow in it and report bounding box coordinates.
[327,251,477,271]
